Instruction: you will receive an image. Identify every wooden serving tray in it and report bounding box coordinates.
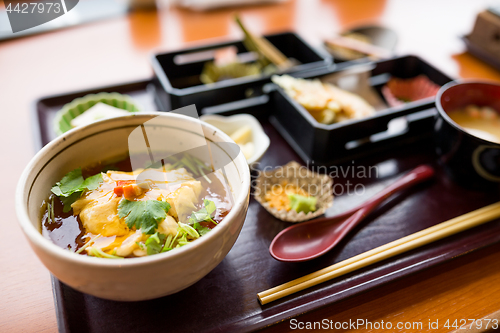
[34,80,500,333]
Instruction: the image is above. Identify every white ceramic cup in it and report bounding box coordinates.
[16,112,250,301]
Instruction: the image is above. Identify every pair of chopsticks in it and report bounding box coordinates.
[325,36,392,60]
[258,202,500,305]
[234,15,293,70]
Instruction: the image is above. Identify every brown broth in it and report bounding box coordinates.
[41,195,87,252]
[41,153,233,255]
[448,106,500,144]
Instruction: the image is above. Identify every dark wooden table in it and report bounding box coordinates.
[2,1,500,332]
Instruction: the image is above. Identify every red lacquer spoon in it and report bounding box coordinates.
[269,165,435,262]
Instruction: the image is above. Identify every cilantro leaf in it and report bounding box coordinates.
[118,199,171,235]
[145,232,166,255]
[51,168,104,212]
[60,192,82,213]
[51,168,84,196]
[188,199,217,225]
[52,168,104,196]
[204,199,216,215]
[193,222,211,236]
[81,173,104,191]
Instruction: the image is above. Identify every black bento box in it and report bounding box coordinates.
[151,32,331,112]
[270,55,453,165]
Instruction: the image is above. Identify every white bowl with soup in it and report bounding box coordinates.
[16,112,251,301]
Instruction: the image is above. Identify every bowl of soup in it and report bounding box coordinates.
[435,81,500,188]
[16,112,251,301]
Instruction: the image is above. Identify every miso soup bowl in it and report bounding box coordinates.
[435,81,500,189]
[16,112,251,301]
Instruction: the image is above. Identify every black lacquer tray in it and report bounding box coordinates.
[34,78,500,333]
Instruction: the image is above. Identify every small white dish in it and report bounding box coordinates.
[200,114,270,166]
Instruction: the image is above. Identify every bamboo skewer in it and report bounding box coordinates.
[258,202,500,305]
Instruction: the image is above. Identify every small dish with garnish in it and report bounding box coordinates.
[200,113,270,166]
[53,92,141,135]
[254,161,333,222]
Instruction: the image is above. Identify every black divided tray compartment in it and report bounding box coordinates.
[270,55,453,165]
[151,32,331,111]
[33,77,500,333]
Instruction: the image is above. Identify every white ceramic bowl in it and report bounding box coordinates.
[16,112,250,301]
[200,114,270,166]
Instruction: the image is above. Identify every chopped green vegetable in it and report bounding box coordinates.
[162,231,179,252]
[145,232,166,255]
[181,156,199,176]
[88,247,124,259]
[177,235,190,247]
[165,160,181,171]
[50,197,55,223]
[178,222,200,239]
[46,197,55,224]
[288,193,317,214]
[51,168,103,212]
[175,231,191,247]
[142,153,212,179]
[135,242,146,251]
[118,199,171,235]
[161,234,174,252]
[191,155,212,171]
[188,199,217,225]
[46,201,51,224]
[193,222,211,236]
[198,166,212,183]
[76,235,101,254]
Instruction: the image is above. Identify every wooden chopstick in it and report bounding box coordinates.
[258,202,500,305]
[259,202,500,299]
[234,15,292,70]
